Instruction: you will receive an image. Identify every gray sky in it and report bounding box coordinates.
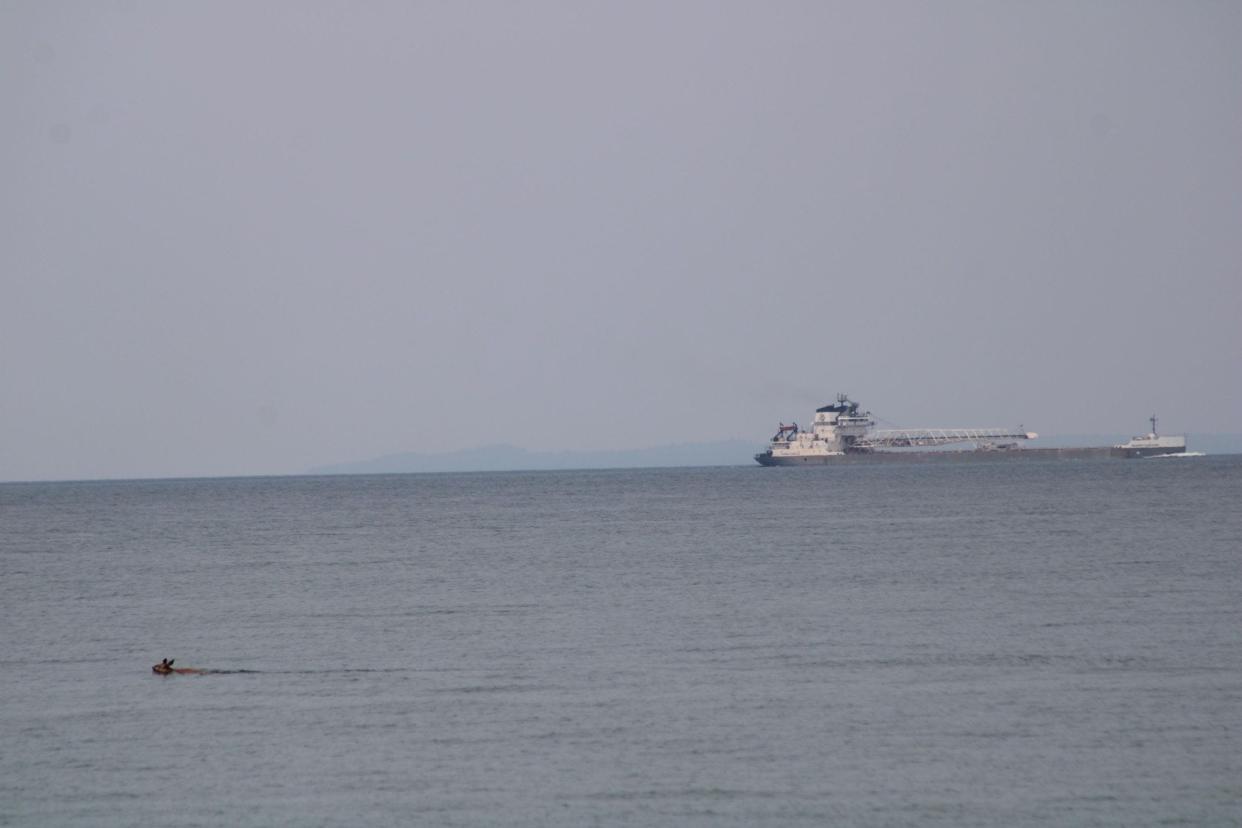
[3,1,1239,481]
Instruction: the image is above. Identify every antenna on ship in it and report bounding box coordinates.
[1150,414,1158,436]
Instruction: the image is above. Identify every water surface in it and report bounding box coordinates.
[2,458,1240,825]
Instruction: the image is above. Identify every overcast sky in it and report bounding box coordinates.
[2,1,1239,480]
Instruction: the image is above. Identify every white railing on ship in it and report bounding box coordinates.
[857,428,1034,448]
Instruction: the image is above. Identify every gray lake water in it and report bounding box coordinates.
[2,458,1240,826]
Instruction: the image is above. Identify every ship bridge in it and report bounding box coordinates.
[856,427,1039,449]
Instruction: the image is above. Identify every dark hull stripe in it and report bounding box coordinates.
[752,445,1186,465]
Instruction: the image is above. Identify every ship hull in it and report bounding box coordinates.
[755,453,843,466]
[1110,445,1187,459]
[755,446,1128,465]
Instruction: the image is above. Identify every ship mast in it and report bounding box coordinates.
[1150,415,1158,436]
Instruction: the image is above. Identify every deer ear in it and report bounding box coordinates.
[167,659,174,666]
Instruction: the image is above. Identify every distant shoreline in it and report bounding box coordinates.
[305,440,766,476]
[4,435,1240,485]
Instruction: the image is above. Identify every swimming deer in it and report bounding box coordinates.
[152,658,205,675]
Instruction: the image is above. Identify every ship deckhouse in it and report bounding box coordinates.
[809,395,874,452]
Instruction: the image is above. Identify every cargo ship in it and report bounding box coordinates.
[754,395,1187,465]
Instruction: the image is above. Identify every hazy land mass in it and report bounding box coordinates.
[308,441,766,475]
